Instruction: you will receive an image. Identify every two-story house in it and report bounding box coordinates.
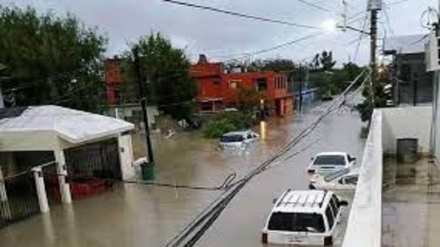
[190,55,293,117]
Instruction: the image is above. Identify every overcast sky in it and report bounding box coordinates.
[2,0,437,66]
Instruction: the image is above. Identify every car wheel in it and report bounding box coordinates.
[308,184,316,190]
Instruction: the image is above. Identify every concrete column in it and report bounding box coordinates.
[118,134,135,180]
[0,168,11,219]
[32,166,50,213]
[54,149,72,204]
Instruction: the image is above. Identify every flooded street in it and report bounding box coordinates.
[0,101,365,247]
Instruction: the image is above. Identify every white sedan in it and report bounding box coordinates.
[307,152,357,176]
[309,168,359,191]
[219,130,259,149]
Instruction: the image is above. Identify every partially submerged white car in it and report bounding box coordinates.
[307,152,356,176]
[219,130,259,149]
[309,168,359,191]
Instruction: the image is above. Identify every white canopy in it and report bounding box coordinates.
[0,105,134,146]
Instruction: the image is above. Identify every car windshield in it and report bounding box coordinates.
[324,168,350,182]
[220,135,244,143]
[313,155,346,166]
[268,212,325,233]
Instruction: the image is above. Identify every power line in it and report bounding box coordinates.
[165,68,369,247]
[296,0,333,13]
[382,8,395,38]
[354,13,369,62]
[162,0,322,30]
[219,31,325,62]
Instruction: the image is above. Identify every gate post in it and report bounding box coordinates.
[54,149,72,204]
[32,166,50,213]
[0,168,12,219]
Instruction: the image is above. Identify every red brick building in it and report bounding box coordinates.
[104,58,123,105]
[190,55,293,117]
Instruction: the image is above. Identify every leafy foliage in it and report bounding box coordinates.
[203,112,253,138]
[0,6,108,112]
[123,33,196,120]
[237,85,267,113]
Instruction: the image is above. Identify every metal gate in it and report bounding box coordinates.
[64,139,121,200]
[0,171,40,229]
[41,162,62,205]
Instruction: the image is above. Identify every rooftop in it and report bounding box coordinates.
[0,105,134,144]
[274,190,328,213]
[383,34,428,55]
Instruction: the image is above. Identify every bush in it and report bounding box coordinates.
[203,112,253,138]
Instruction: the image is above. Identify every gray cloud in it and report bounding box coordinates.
[2,0,434,65]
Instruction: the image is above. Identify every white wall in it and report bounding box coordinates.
[343,110,383,247]
[118,134,135,180]
[0,131,60,151]
[382,106,432,154]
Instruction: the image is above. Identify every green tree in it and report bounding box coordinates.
[124,33,196,121]
[319,51,336,71]
[0,6,108,112]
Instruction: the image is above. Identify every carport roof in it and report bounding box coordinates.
[0,105,134,144]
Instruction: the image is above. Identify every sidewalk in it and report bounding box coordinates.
[382,157,440,247]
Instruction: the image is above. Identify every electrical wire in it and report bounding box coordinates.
[383,8,396,38]
[219,31,325,63]
[165,68,369,247]
[162,0,322,30]
[353,13,369,62]
[295,0,333,13]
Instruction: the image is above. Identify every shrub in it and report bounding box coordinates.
[203,112,253,138]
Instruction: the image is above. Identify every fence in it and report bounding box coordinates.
[64,139,120,200]
[0,170,40,229]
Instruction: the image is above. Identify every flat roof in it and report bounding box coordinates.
[0,105,134,144]
[383,34,427,55]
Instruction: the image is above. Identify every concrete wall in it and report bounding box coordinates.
[343,110,383,247]
[432,74,440,158]
[381,106,432,154]
[0,131,60,151]
[118,134,135,180]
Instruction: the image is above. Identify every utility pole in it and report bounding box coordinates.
[369,6,379,107]
[133,46,155,180]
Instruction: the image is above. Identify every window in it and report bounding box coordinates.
[329,198,338,219]
[344,175,358,185]
[325,207,335,230]
[220,135,244,143]
[256,78,267,91]
[330,196,340,216]
[229,80,238,89]
[313,155,346,166]
[268,213,325,233]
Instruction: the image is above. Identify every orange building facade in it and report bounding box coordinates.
[190,55,293,117]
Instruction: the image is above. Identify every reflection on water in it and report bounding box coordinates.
[0,102,365,247]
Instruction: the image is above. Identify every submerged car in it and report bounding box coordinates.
[307,152,356,176]
[219,130,259,149]
[309,168,359,191]
[262,190,348,246]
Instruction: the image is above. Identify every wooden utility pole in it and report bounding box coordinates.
[133,46,155,170]
[369,5,379,107]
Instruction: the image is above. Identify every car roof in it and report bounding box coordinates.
[315,152,348,157]
[272,190,332,213]
[222,130,253,136]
